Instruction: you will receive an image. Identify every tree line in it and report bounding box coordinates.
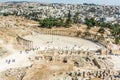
[85,18,120,44]
[38,11,120,44]
[39,10,72,28]
[39,17,120,44]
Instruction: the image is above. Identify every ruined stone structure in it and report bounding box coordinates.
[29,49,112,69]
[16,31,33,49]
[39,29,107,47]
[25,49,119,80]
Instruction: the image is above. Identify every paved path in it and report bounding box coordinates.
[24,34,104,51]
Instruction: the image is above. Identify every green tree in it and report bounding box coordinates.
[98,27,105,34]
[65,10,72,27]
[115,37,120,44]
[39,18,54,28]
[73,12,80,23]
[111,25,120,37]
[85,18,96,27]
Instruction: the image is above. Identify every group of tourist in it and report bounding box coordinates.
[6,59,15,64]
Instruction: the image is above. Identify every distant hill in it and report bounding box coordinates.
[5,1,35,4]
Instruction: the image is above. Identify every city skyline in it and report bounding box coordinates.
[0,0,120,5]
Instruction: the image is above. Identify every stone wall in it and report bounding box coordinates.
[16,32,33,49]
[29,49,114,70]
[26,49,119,80]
